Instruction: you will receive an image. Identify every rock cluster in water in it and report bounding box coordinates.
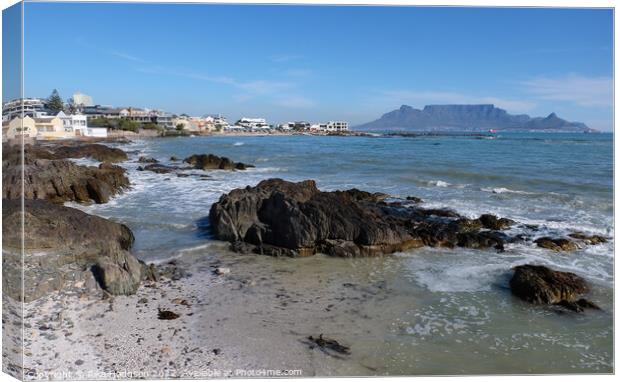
[184,153,254,171]
[2,143,129,204]
[209,178,520,257]
[209,178,607,312]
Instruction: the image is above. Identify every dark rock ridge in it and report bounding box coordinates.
[209,178,520,257]
[184,154,254,171]
[2,199,156,302]
[2,145,129,204]
[52,143,128,163]
[355,104,591,132]
[510,264,599,312]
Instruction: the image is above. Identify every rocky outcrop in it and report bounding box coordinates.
[209,178,518,257]
[534,237,579,251]
[2,144,129,204]
[184,154,254,171]
[568,232,607,245]
[2,199,155,302]
[509,264,599,312]
[53,143,128,163]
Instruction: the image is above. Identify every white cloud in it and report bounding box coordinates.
[110,51,144,63]
[521,74,612,108]
[379,90,536,113]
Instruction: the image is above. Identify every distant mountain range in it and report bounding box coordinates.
[354,104,592,132]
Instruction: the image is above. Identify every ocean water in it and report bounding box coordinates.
[68,132,613,374]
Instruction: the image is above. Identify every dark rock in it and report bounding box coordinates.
[510,264,591,305]
[53,143,128,163]
[2,199,152,301]
[139,163,180,174]
[170,156,180,161]
[535,237,579,251]
[184,154,254,171]
[308,334,351,355]
[405,196,423,203]
[138,156,159,163]
[478,214,515,230]
[209,178,516,257]
[158,309,180,320]
[556,298,601,312]
[568,232,607,245]
[2,145,129,204]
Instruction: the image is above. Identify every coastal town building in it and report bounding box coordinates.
[72,92,94,107]
[2,115,38,142]
[2,98,49,122]
[34,115,72,140]
[279,121,311,131]
[326,121,349,132]
[57,111,88,136]
[83,105,174,129]
[236,117,270,130]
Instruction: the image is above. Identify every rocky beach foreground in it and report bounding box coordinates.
[2,138,612,378]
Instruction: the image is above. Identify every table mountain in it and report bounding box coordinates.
[355,104,591,132]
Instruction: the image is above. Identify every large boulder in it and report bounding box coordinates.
[509,264,598,311]
[53,143,128,163]
[2,199,154,301]
[2,145,129,204]
[184,153,254,170]
[209,178,515,257]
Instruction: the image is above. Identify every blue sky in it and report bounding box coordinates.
[12,2,615,129]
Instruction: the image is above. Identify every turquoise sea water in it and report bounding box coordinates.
[69,132,613,374]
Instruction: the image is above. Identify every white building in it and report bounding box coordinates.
[85,127,107,138]
[56,111,88,136]
[236,117,270,130]
[72,92,94,107]
[326,121,349,132]
[2,98,48,122]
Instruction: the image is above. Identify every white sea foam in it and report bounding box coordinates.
[233,142,245,146]
[428,180,450,187]
[480,187,535,195]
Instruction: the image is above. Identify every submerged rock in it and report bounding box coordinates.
[184,153,254,171]
[2,199,154,301]
[208,178,518,257]
[509,264,598,311]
